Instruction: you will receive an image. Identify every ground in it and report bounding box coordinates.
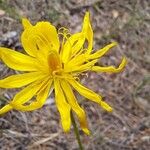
[0,0,150,149]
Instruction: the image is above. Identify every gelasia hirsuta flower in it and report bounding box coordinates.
[0,12,127,134]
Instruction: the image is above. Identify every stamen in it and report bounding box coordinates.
[58,27,71,38]
[58,27,71,42]
[58,27,71,54]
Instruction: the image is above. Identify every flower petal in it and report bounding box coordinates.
[9,78,50,110]
[92,57,127,73]
[36,22,60,52]
[0,104,13,115]
[22,18,32,30]
[21,21,60,57]
[62,11,93,63]
[65,53,88,68]
[0,79,45,115]
[54,79,71,132]
[60,80,90,135]
[82,12,93,54]
[0,72,46,88]
[68,78,113,112]
[61,33,85,63]
[0,47,38,71]
[65,59,97,73]
[12,79,53,111]
[90,42,117,60]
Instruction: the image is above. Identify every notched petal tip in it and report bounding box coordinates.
[22,18,32,30]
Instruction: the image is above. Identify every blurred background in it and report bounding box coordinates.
[0,0,149,149]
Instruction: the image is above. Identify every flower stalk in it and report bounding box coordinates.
[71,111,84,150]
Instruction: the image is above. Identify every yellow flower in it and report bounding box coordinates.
[0,12,127,134]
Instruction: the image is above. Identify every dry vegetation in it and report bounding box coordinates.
[0,0,150,149]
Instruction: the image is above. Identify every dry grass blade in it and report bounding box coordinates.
[28,132,60,148]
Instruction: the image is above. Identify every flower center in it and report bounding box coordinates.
[48,51,62,75]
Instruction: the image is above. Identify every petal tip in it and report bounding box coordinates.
[22,18,32,30]
[107,107,113,112]
[83,11,90,24]
[85,11,90,17]
[0,104,13,115]
[82,128,90,135]
[118,56,127,72]
[122,56,127,65]
[112,41,118,46]
[100,101,113,112]
[62,121,71,133]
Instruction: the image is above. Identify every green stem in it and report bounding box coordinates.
[71,112,84,150]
